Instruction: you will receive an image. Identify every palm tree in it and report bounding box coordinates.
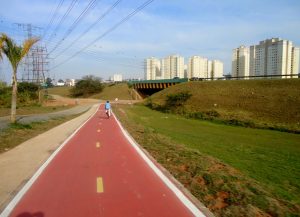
[0,33,39,123]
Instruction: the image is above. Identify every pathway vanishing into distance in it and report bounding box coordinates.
[1,105,209,217]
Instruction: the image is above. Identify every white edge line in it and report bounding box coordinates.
[0,104,100,217]
[112,112,206,217]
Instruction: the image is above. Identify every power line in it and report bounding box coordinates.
[51,0,154,70]
[48,0,100,55]
[53,0,122,59]
[46,0,79,44]
[42,0,65,39]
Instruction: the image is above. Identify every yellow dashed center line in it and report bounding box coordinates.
[97,177,104,193]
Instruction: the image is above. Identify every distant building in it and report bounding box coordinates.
[65,79,75,86]
[144,57,161,80]
[162,55,184,79]
[232,45,250,78]
[145,54,223,80]
[188,56,208,78]
[211,60,224,79]
[188,56,223,79]
[56,79,65,86]
[233,38,300,78]
[111,74,123,82]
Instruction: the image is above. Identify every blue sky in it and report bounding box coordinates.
[0,0,300,82]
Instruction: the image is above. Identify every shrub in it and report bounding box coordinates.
[71,75,104,97]
[0,86,11,106]
[18,82,39,103]
[165,91,192,108]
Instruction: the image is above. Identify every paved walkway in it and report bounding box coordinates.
[1,104,211,217]
[0,105,93,131]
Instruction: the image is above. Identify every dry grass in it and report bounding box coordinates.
[148,79,300,132]
[91,83,133,100]
[47,86,72,97]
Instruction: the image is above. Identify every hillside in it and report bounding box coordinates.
[147,79,300,132]
[91,83,133,100]
[47,83,133,100]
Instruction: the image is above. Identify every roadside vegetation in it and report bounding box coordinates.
[146,79,300,133]
[70,75,104,97]
[0,113,82,153]
[0,82,71,117]
[114,104,300,216]
[0,33,39,123]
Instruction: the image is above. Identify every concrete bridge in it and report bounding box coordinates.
[129,78,188,97]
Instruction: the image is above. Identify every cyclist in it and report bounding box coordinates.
[105,100,111,118]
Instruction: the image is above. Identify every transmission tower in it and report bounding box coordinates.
[14,23,49,84]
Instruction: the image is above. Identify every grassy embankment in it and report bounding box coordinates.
[90,83,133,100]
[48,83,133,100]
[147,79,300,133]
[114,79,300,216]
[46,86,72,97]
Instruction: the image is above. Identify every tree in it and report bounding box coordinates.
[71,75,104,97]
[45,77,54,88]
[0,33,39,123]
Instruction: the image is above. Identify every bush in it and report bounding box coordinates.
[0,82,39,107]
[18,82,39,93]
[18,82,39,104]
[165,91,192,108]
[71,75,104,97]
[0,86,11,107]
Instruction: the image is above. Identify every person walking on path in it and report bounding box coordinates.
[105,100,111,118]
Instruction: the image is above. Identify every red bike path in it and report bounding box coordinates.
[5,105,206,217]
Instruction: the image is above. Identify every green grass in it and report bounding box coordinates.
[114,104,300,216]
[148,79,300,132]
[0,114,81,153]
[91,83,133,100]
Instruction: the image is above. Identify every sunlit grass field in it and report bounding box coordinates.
[114,104,300,216]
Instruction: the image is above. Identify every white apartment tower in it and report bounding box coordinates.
[188,56,209,78]
[249,38,299,78]
[145,57,161,80]
[212,60,224,79]
[162,55,184,79]
[232,45,250,78]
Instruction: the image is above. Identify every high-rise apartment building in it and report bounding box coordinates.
[188,57,223,79]
[232,45,250,77]
[249,38,299,78]
[111,74,123,82]
[292,47,300,77]
[144,57,161,80]
[212,60,224,79]
[145,54,224,80]
[188,56,208,78]
[162,55,184,79]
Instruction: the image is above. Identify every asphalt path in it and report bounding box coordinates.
[3,104,207,217]
[0,105,92,131]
